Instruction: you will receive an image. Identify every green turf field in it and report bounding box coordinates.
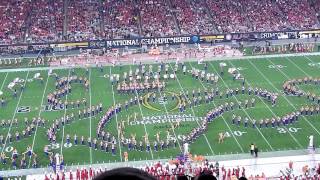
[0,54,320,171]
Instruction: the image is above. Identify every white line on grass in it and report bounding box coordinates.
[285,56,320,136]
[89,69,93,164]
[128,65,154,159]
[60,68,72,155]
[28,71,50,168]
[206,61,275,151]
[109,67,123,162]
[155,79,182,152]
[227,60,303,148]
[1,71,30,154]
[249,58,320,138]
[0,72,8,90]
[187,62,247,152]
[167,63,217,155]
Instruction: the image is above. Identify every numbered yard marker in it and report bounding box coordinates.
[268,65,286,69]
[16,106,31,113]
[233,131,247,137]
[224,131,246,137]
[64,143,72,148]
[288,127,301,133]
[277,127,301,134]
[308,62,320,67]
[47,143,60,150]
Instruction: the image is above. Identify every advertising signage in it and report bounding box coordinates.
[89,36,201,48]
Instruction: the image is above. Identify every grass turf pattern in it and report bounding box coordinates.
[0,55,320,170]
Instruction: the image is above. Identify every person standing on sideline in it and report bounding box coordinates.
[250,143,255,156]
[254,146,258,158]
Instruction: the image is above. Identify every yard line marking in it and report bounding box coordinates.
[0,72,8,90]
[28,71,50,168]
[1,71,30,154]
[155,78,182,152]
[228,60,303,148]
[187,62,246,152]
[60,68,72,155]
[167,63,216,155]
[286,56,320,136]
[207,61,275,151]
[266,58,320,137]
[128,65,154,159]
[109,67,123,162]
[249,58,320,139]
[89,69,93,164]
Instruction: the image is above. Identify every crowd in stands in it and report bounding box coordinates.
[29,0,64,43]
[0,0,320,44]
[66,0,100,41]
[244,0,287,32]
[34,159,320,180]
[0,0,32,44]
[140,0,177,37]
[42,159,252,180]
[276,0,318,30]
[206,0,250,33]
[173,0,215,35]
[279,162,320,180]
[103,0,140,39]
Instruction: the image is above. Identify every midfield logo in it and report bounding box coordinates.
[128,114,204,126]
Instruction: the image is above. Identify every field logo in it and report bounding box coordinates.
[42,105,65,112]
[129,114,204,126]
[142,91,181,112]
[268,65,286,69]
[158,97,167,105]
[17,106,30,113]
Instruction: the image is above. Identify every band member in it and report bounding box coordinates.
[218,132,225,144]
[123,152,128,162]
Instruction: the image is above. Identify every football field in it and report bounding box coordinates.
[0,54,320,171]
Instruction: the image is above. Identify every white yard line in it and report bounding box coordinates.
[188,62,247,152]
[0,72,8,90]
[1,71,30,154]
[284,56,320,136]
[89,69,93,164]
[60,69,72,155]
[206,62,275,151]
[28,71,50,168]
[109,67,123,162]
[155,81,182,152]
[249,58,320,138]
[227,60,303,148]
[167,63,216,155]
[128,65,154,159]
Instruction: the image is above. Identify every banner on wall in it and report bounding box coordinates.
[2,28,320,50]
[89,35,201,48]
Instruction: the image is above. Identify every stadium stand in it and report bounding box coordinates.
[0,0,32,44]
[276,0,319,30]
[29,0,64,42]
[103,0,140,39]
[66,0,100,41]
[1,0,320,44]
[140,0,177,37]
[206,0,250,33]
[173,0,216,35]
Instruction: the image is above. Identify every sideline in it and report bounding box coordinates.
[0,148,318,177]
[0,52,320,73]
